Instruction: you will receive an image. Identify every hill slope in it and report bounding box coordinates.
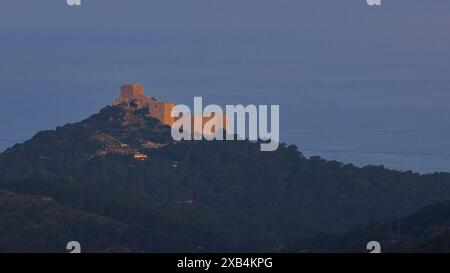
[286,200,450,253]
[1,103,450,252]
[0,190,131,252]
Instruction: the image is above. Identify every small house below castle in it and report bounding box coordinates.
[133,152,148,161]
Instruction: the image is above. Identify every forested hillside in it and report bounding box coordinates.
[1,104,450,252]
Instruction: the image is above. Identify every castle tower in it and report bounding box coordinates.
[120,83,144,99]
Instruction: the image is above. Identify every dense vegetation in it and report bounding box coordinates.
[286,200,450,253]
[1,105,450,252]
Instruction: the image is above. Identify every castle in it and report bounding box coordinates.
[113,84,228,135]
[113,84,175,126]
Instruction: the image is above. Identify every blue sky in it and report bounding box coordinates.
[0,0,450,172]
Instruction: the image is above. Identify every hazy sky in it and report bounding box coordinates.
[0,0,450,172]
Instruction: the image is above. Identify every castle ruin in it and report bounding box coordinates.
[113,84,175,126]
[113,84,228,134]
